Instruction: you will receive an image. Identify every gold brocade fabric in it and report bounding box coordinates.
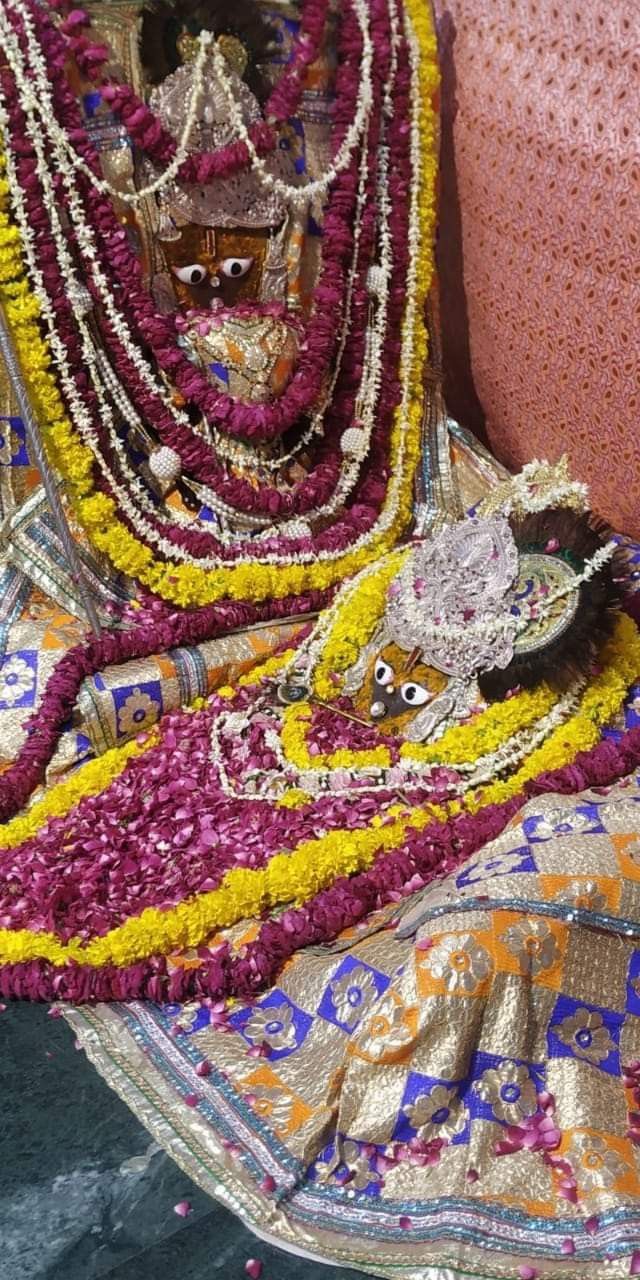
[69,778,640,1279]
[0,605,304,780]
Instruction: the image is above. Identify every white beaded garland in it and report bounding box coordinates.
[0,0,418,569]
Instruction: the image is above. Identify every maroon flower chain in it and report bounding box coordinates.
[23,0,373,443]
[3,723,640,1003]
[54,0,332,186]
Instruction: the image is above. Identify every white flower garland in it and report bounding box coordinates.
[208,679,584,803]
[0,0,420,572]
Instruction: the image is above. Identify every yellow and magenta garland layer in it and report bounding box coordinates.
[0,608,638,971]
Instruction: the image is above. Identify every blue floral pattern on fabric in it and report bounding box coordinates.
[393,1070,470,1146]
[112,680,163,738]
[317,955,389,1032]
[0,416,29,466]
[0,649,37,710]
[229,990,313,1061]
[456,846,537,889]
[626,949,640,1015]
[466,1052,545,1125]
[547,995,622,1076]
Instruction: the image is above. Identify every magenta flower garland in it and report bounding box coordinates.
[3,723,640,1003]
[22,0,376,445]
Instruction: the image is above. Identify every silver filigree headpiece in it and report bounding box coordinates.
[386,517,520,680]
[148,60,294,230]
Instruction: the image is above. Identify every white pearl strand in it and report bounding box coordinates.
[3,0,394,550]
[0,70,277,550]
[0,65,294,560]
[0,3,337,488]
[1,0,421,570]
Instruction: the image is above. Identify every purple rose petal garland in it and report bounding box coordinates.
[2,707,640,1003]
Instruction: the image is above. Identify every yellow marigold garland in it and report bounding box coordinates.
[0,730,159,852]
[216,648,296,699]
[0,4,440,607]
[311,548,409,701]
[0,615,637,969]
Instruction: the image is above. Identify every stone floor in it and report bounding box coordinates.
[2,1004,376,1280]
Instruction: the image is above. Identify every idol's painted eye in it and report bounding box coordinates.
[400,681,430,707]
[220,256,254,279]
[374,659,394,686]
[172,263,208,285]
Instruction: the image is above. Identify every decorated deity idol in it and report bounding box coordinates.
[139,5,303,404]
[0,0,450,603]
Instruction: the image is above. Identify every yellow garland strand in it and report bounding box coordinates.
[312,548,409,701]
[274,615,640,778]
[281,703,392,770]
[0,616,637,969]
[0,5,439,608]
[0,730,159,851]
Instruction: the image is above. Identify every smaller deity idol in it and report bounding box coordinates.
[209,462,626,808]
[341,503,612,744]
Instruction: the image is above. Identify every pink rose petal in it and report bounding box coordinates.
[195,1060,212,1078]
[631,1251,640,1276]
[415,937,433,952]
[247,1043,269,1058]
[584,1216,599,1236]
[245,1262,263,1280]
[561,1238,575,1256]
[260,1174,276,1194]
[399,1216,412,1230]
[173,1200,192,1218]
[184,1093,200,1107]
[518,1268,538,1280]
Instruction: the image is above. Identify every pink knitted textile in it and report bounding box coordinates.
[433,0,640,536]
